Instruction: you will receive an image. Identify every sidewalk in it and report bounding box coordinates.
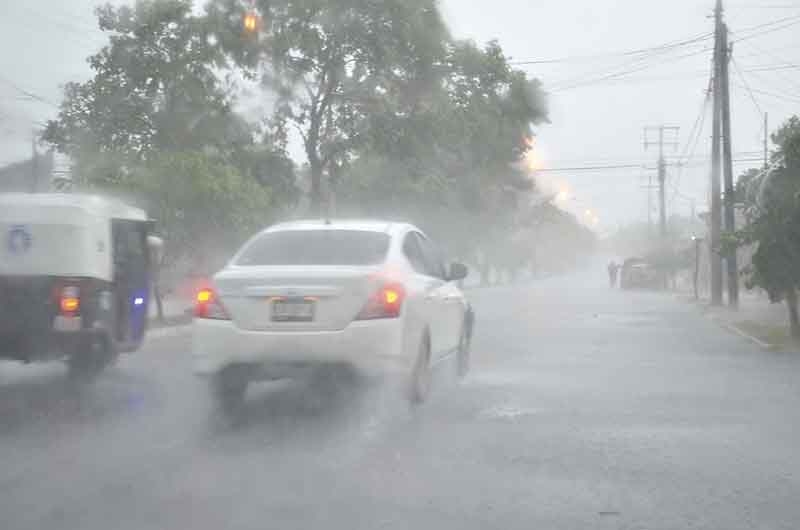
[687,289,798,351]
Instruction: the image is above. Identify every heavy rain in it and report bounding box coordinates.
[2,1,800,529]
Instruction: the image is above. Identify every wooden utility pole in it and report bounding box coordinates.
[710,0,724,306]
[764,112,769,169]
[658,127,667,238]
[720,14,738,308]
[644,126,679,239]
[648,172,654,235]
[30,135,38,193]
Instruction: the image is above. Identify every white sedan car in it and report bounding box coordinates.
[192,220,474,413]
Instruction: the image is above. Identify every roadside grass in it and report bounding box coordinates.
[734,320,800,352]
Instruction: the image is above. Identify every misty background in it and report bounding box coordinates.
[1,0,797,231]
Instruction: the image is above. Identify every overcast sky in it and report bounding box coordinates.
[1,0,798,230]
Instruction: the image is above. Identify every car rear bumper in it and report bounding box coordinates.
[191,318,410,377]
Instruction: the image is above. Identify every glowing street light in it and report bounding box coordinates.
[242,8,262,34]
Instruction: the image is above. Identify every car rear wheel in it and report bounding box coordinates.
[212,365,249,419]
[409,334,432,404]
[457,327,471,379]
[67,335,113,382]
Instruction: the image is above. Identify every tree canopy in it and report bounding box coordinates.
[735,115,800,337]
[41,0,596,290]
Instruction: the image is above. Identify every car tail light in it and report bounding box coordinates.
[194,287,230,320]
[357,282,405,320]
[59,286,80,316]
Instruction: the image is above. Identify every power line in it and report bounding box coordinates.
[0,75,57,108]
[512,15,800,68]
[550,38,711,87]
[1,4,103,49]
[669,76,713,209]
[534,164,646,173]
[532,157,763,174]
[733,82,800,104]
[734,13,800,35]
[731,56,764,117]
[728,4,800,9]
[509,32,713,66]
[550,45,713,92]
[732,15,800,43]
[733,38,800,94]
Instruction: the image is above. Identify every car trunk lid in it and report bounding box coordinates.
[214,266,383,331]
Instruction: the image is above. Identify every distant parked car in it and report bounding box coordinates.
[620,258,660,289]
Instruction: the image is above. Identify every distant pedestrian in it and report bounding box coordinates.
[608,261,620,288]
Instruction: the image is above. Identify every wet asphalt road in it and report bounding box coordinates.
[2,269,800,530]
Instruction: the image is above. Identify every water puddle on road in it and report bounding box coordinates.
[464,371,535,388]
[585,313,661,327]
[476,404,541,421]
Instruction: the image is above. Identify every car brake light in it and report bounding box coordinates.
[194,287,230,320]
[357,283,405,320]
[60,286,80,315]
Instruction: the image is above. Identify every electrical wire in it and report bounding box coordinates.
[1,4,102,49]
[734,83,800,104]
[550,45,713,92]
[669,75,712,209]
[732,15,800,43]
[731,56,765,118]
[509,32,713,66]
[732,38,800,94]
[0,75,57,108]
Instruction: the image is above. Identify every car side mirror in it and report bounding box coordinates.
[448,262,468,282]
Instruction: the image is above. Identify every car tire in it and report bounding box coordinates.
[212,365,249,420]
[67,335,113,382]
[409,333,432,405]
[456,318,472,379]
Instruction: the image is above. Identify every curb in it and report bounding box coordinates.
[707,315,774,349]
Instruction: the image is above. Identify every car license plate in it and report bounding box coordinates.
[272,298,314,322]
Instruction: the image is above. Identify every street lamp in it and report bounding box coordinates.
[242,6,263,35]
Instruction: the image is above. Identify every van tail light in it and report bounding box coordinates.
[194,287,230,320]
[59,286,81,316]
[356,282,405,320]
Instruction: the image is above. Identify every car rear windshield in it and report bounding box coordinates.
[235,230,391,266]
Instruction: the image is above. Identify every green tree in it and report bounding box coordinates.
[43,0,239,160]
[338,39,547,280]
[41,0,292,318]
[207,0,449,213]
[736,116,800,339]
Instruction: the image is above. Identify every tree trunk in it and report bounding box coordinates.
[786,288,800,340]
[309,161,323,216]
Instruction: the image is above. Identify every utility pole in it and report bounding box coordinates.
[648,173,653,234]
[710,0,724,306]
[30,135,38,193]
[764,112,769,169]
[658,128,667,237]
[644,126,679,239]
[720,13,738,308]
